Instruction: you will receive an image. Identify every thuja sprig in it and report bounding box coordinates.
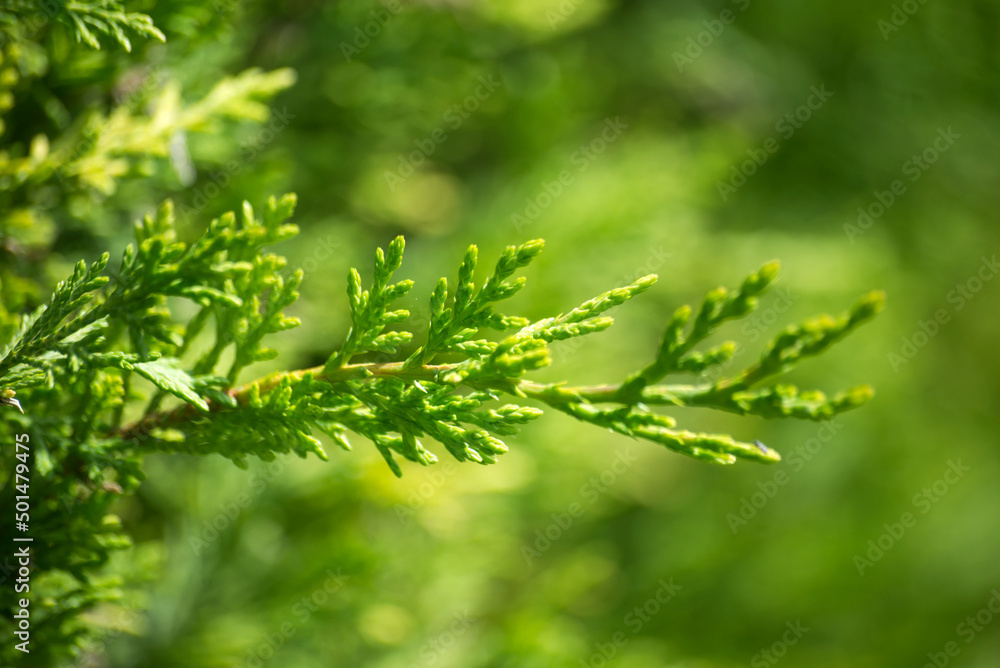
[0,195,884,660]
[407,239,545,366]
[0,195,884,476]
[19,199,880,473]
[619,262,780,399]
[325,236,414,370]
[0,0,165,53]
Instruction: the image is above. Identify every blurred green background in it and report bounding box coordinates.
[12,0,1000,665]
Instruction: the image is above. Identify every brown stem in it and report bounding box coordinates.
[115,361,718,442]
[116,362,453,441]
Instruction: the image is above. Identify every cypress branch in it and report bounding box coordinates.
[0,195,883,660]
[59,195,885,471]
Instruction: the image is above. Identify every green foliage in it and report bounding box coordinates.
[0,191,881,663]
[0,1,164,53]
[0,11,293,248]
[0,1,909,665]
[106,209,881,473]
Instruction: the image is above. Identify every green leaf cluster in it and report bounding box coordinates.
[0,4,886,663]
[0,193,883,662]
